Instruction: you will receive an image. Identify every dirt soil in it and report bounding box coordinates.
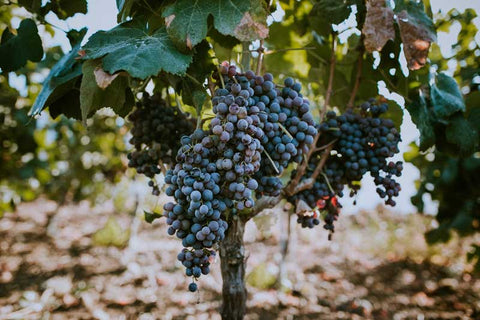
[1,199,479,320]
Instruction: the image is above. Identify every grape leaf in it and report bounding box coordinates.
[29,29,87,117]
[406,92,435,151]
[144,210,162,224]
[445,113,478,156]
[116,0,135,22]
[362,0,394,52]
[48,80,82,119]
[81,21,193,79]
[49,0,88,19]
[0,19,43,72]
[431,73,465,120]
[167,41,214,114]
[309,0,352,36]
[79,59,133,120]
[234,1,269,41]
[467,92,480,135]
[394,0,436,70]
[162,0,251,49]
[17,0,42,14]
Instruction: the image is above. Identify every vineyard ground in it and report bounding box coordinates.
[0,198,479,320]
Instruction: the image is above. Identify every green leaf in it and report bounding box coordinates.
[309,0,352,36]
[116,0,135,22]
[167,41,214,114]
[48,80,82,119]
[431,73,466,120]
[66,27,88,47]
[81,21,193,79]
[0,19,43,72]
[92,216,130,248]
[51,0,87,20]
[17,0,42,14]
[445,113,478,156]
[29,30,87,117]
[425,223,451,244]
[79,59,131,120]
[466,91,480,134]
[406,92,436,151]
[144,210,162,224]
[382,99,404,129]
[116,0,125,11]
[163,0,251,49]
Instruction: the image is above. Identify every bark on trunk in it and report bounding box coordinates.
[219,217,247,320]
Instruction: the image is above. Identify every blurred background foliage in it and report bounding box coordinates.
[0,3,130,214]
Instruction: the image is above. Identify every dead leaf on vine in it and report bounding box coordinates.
[164,15,175,28]
[94,67,120,89]
[295,199,312,215]
[397,11,435,70]
[234,12,269,41]
[186,34,193,50]
[362,0,395,52]
[76,50,86,59]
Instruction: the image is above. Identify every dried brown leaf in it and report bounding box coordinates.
[76,49,86,59]
[186,34,192,50]
[165,14,175,28]
[397,11,435,70]
[234,12,269,41]
[362,0,395,52]
[94,66,119,89]
[295,199,312,215]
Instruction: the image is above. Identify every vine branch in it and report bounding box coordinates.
[347,45,365,109]
[284,32,337,197]
[256,40,265,75]
[323,32,337,116]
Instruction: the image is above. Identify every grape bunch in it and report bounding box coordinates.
[290,99,403,233]
[164,129,228,291]
[127,93,195,194]
[214,63,317,197]
[210,65,264,210]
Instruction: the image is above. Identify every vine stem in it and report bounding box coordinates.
[323,32,337,116]
[284,32,337,197]
[256,40,265,75]
[294,144,334,193]
[241,42,251,71]
[216,65,225,89]
[347,45,364,109]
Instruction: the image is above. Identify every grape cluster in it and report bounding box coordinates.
[127,93,195,194]
[164,129,228,291]
[214,63,317,197]
[210,66,264,210]
[290,100,403,233]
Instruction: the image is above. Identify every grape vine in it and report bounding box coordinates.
[126,64,403,292]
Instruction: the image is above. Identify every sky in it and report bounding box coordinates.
[7,0,480,215]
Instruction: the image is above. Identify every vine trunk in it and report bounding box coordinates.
[219,217,247,320]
